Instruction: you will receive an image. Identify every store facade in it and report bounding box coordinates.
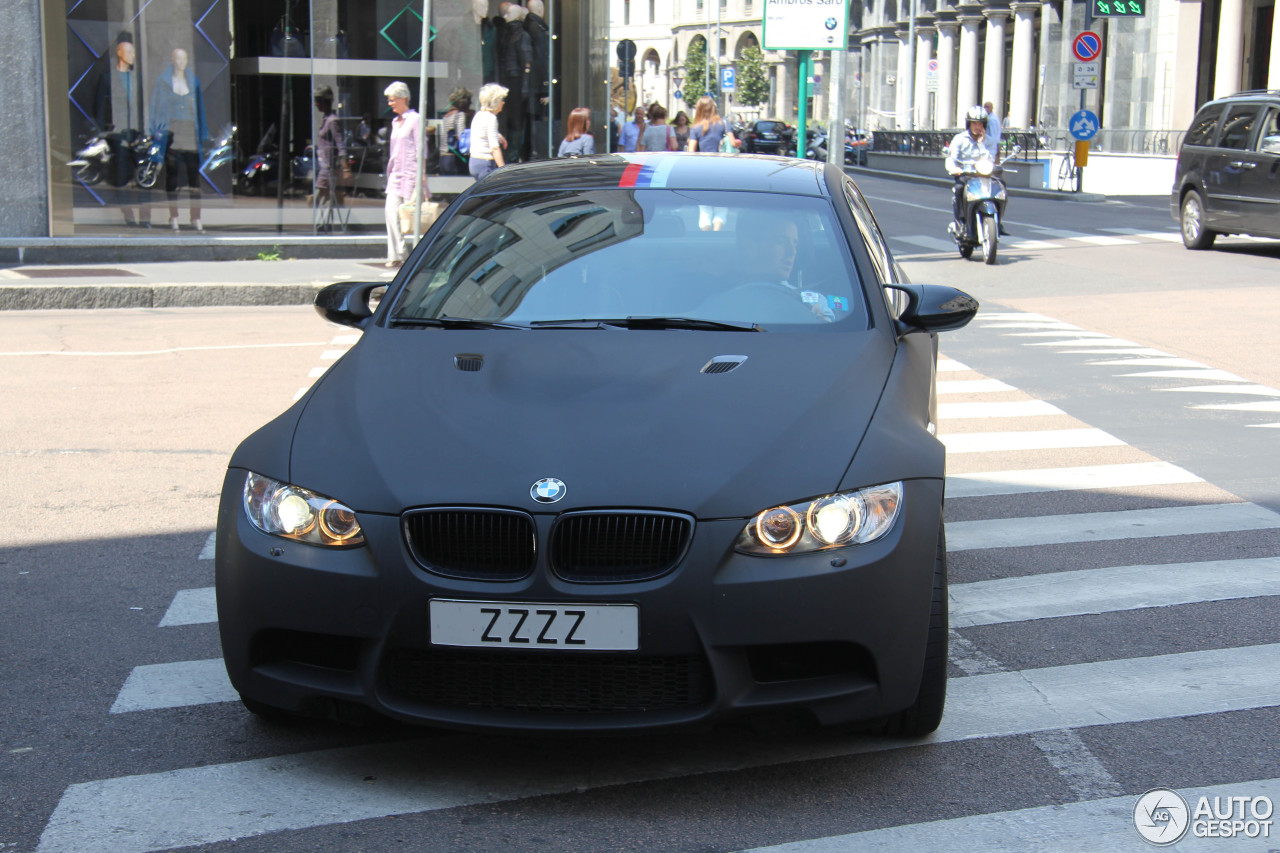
[25,0,606,239]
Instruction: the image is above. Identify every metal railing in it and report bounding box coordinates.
[869,128,1184,158]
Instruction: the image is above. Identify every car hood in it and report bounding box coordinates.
[290,327,894,519]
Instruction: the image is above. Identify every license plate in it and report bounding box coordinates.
[429,599,639,651]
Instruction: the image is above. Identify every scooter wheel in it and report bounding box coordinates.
[136,162,159,189]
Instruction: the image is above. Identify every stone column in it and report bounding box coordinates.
[1008,2,1038,128]
[982,6,1011,118]
[937,17,960,129]
[776,57,792,123]
[914,20,937,129]
[895,26,912,128]
[1269,0,1280,88]
[957,6,984,119]
[1213,0,1244,98]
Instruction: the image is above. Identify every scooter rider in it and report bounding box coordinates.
[945,106,993,234]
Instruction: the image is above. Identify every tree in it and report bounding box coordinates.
[735,45,770,109]
[682,38,718,107]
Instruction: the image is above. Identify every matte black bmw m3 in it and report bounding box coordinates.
[216,153,978,736]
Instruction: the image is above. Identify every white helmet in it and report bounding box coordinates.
[965,105,988,124]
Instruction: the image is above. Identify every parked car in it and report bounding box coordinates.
[739,119,795,155]
[216,153,978,737]
[1172,90,1280,249]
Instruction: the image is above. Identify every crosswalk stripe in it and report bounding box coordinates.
[936,378,1017,395]
[198,532,216,560]
[1118,369,1248,381]
[1089,357,1207,367]
[938,400,1064,419]
[945,461,1201,498]
[40,645,1280,853]
[736,777,1280,852]
[936,359,972,372]
[940,428,1125,453]
[999,237,1060,250]
[1022,226,1090,239]
[109,659,235,714]
[976,322,1080,330]
[892,235,958,253]
[946,502,1280,551]
[1193,400,1280,412]
[1028,338,1140,348]
[1070,234,1137,246]
[1006,331,1110,338]
[158,587,217,627]
[1100,227,1183,242]
[1161,384,1280,397]
[950,557,1280,627]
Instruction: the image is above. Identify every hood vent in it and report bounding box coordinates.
[701,355,747,375]
[454,353,485,372]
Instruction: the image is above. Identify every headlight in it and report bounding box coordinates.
[242,472,365,547]
[735,482,903,555]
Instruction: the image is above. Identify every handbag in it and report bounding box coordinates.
[718,123,738,155]
[399,200,441,233]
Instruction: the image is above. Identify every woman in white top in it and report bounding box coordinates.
[468,83,509,181]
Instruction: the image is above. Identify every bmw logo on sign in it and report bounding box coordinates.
[531,478,567,503]
[825,17,838,29]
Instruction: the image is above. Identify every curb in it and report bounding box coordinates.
[0,236,385,266]
[0,282,331,311]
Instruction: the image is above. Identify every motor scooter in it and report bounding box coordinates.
[67,133,112,186]
[947,152,1008,265]
[135,130,170,189]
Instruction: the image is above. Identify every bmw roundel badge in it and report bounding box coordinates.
[531,478,567,503]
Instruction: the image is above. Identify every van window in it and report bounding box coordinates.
[1183,105,1223,147]
[1218,105,1260,150]
[1256,109,1280,154]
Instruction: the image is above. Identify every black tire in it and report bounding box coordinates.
[981,214,998,264]
[1180,190,1217,250]
[74,164,102,186]
[136,161,160,189]
[881,526,948,737]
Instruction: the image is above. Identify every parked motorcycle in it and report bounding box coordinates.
[135,130,170,189]
[236,125,279,196]
[948,154,1007,264]
[805,126,871,166]
[67,133,112,185]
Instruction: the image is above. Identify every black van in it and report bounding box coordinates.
[1171,91,1280,249]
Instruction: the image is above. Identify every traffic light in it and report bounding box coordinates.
[617,39,636,78]
[1092,0,1145,16]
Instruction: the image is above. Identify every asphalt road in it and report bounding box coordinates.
[3,185,1280,852]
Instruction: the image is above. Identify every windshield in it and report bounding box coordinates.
[388,189,868,331]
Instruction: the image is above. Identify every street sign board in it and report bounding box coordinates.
[721,66,736,92]
[1069,109,1100,141]
[1072,31,1102,63]
[1072,61,1099,89]
[762,0,850,51]
[1092,0,1145,15]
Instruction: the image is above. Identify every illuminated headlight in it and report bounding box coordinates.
[242,472,365,547]
[735,482,903,555]
[975,159,994,177]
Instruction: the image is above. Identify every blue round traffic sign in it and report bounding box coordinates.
[1069,109,1100,141]
[1072,31,1102,62]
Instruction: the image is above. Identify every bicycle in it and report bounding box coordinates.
[1056,148,1078,192]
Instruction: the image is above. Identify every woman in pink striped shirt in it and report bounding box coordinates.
[383,81,428,268]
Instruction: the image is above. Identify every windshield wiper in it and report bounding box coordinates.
[530,317,762,332]
[389,315,528,330]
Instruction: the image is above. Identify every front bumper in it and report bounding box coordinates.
[215,470,944,732]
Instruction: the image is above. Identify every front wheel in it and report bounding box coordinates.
[136,160,160,189]
[1180,190,1217,250]
[981,214,998,264]
[881,526,948,737]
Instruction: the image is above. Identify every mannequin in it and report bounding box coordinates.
[524,0,552,159]
[495,3,531,163]
[93,31,147,225]
[478,0,497,84]
[150,48,207,231]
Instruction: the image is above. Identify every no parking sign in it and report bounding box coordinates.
[1072,31,1102,62]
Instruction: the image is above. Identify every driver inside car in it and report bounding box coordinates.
[734,211,836,322]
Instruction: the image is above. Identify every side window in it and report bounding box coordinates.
[1255,109,1280,154]
[842,180,906,318]
[1218,105,1260,150]
[1183,106,1223,147]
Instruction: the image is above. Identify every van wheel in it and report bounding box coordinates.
[1180,190,1217,250]
[881,526,948,737]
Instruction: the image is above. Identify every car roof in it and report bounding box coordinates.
[470,153,830,198]
[1201,90,1280,109]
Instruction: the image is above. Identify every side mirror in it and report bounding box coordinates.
[886,283,979,333]
[1259,135,1280,155]
[314,281,384,328]
[1009,144,1024,159]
